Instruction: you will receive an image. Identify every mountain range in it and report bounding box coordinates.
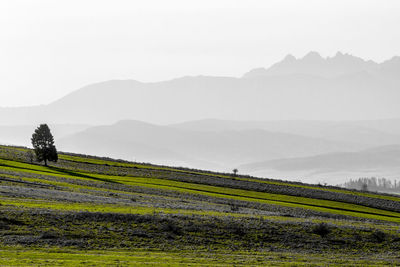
[1,52,400,125]
[1,51,400,184]
[55,119,364,170]
[243,51,400,79]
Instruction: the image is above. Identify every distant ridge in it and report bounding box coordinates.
[243,51,399,79]
[1,51,400,125]
[57,119,358,171]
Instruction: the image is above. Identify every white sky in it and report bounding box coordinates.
[1,0,399,107]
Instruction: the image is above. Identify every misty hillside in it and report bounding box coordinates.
[1,52,400,125]
[240,145,400,184]
[2,52,400,185]
[56,120,360,171]
[3,118,400,183]
[172,118,400,147]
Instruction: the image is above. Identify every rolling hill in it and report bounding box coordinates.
[0,145,400,265]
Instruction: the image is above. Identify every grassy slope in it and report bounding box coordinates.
[1,145,400,265]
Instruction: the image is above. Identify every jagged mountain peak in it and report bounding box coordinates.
[243,51,388,78]
[302,51,323,61]
[332,51,356,59]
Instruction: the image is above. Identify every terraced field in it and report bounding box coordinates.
[1,145,400,265]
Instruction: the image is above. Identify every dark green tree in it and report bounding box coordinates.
[31,124,58,166]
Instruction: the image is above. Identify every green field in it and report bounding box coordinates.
[1,145,400,265]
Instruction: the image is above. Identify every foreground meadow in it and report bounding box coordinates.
[0,145,400,265]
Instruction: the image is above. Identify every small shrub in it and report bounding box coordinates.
[312,222,331,238]
[371,230,386,243]
[161,221,182,235]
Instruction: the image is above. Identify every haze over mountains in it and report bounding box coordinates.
[2,117,399,184]
[2,51,400,184]
[56,120,361,169]
[1,52,400,125]
[240,145,400,184]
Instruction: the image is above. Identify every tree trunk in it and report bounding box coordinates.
[44,158,47,166]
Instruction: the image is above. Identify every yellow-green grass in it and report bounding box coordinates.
[3,146,400,264]
[5,172,400,230]
[4,146,400,204]
[0,158,118,184]
[0,158,79,177]
[0,173,233,213]
[3,156,400,220]
[5,149,400,204]
[59,153,400,203]
[0,146,29,152]
[115,177,400,222]
[0,196,251,218]
[2,176,400,223]
[2,196,400,233]
[2,157,400,222]
[0,247,398,266]
[0,173,151,200]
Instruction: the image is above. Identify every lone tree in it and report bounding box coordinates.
[361,183,368,192]
[232,168,238,176]
[31,124,58,166]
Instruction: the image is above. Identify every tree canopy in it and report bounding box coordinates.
[31,124,58,166]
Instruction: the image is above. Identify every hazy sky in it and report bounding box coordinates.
[1,0,399,107]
